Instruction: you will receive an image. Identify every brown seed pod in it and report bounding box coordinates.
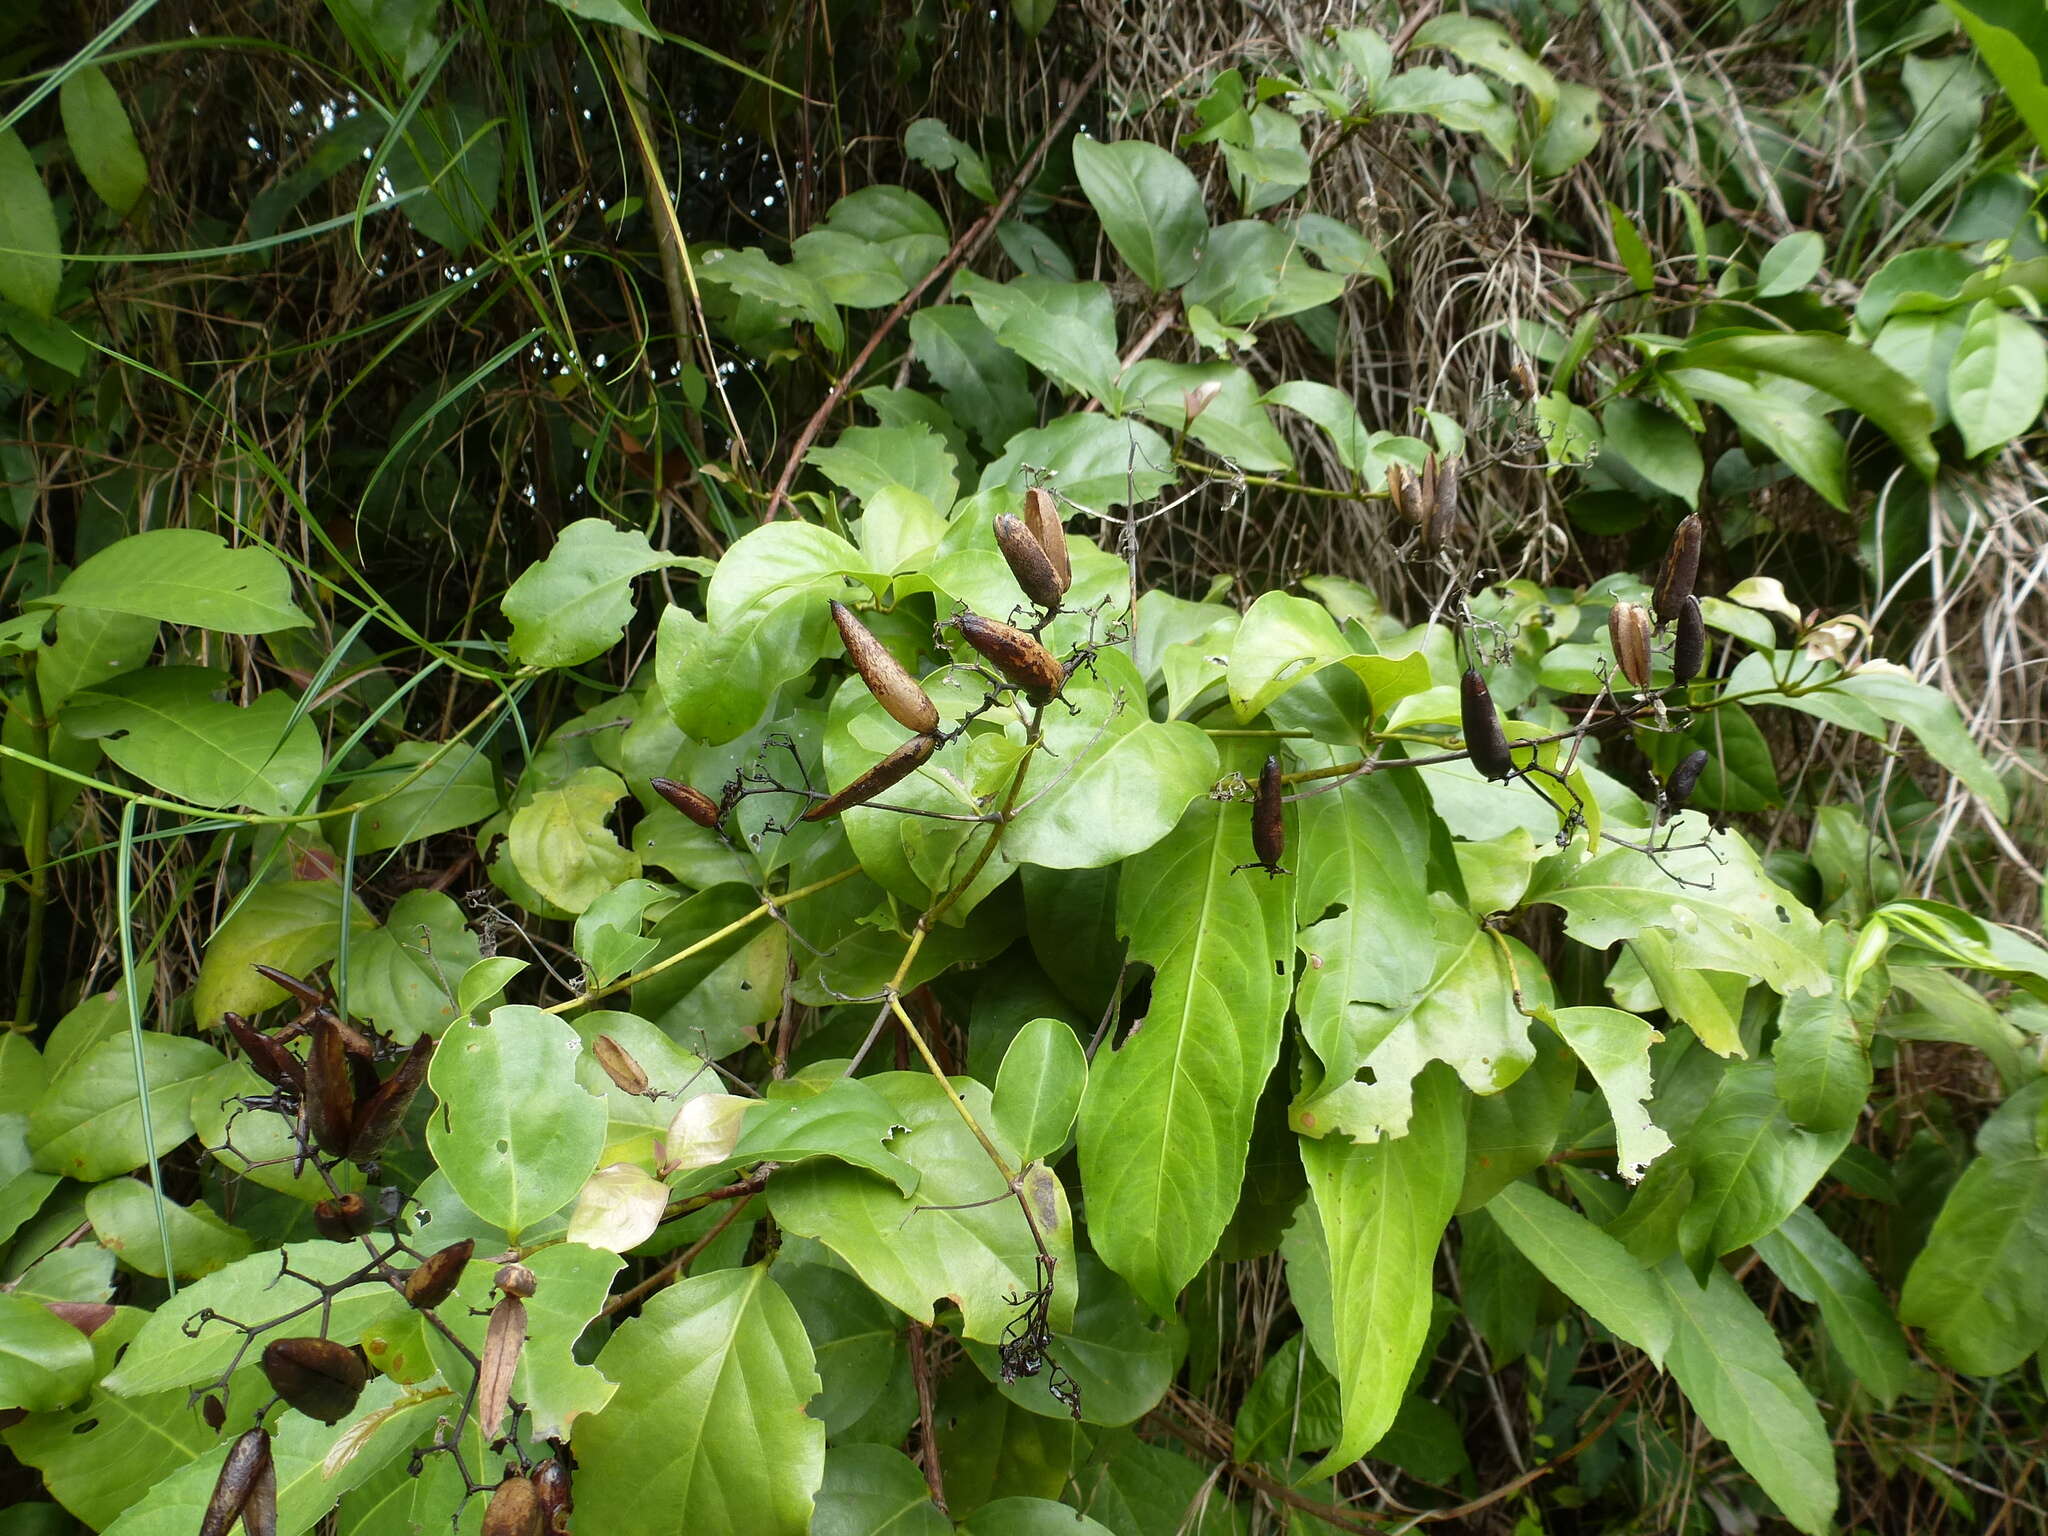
[201,1393,227,1431]
[347,1034,433,1161]
[495,1263,538,1299]
[261,1336,367,1424]
[403,1238,475,1310]
[592,1034,650,1096]
[1020,486,1071,592]
[1665,749,1710,812]
[1385,459,1419,525]
[1509,358,1540,401]
[1608,601,1654,690]
[200,1427,275,1536]
[476,1294,528,1442]
[1652,512,1704,624]
[649,777,722,829]
[954,612,1064,704]
[1673,594,1705,684]
[252,964,327,1012]
[224,1013,304,1093]
[313,1192,373,1241]
[994,513,1065,610]
[800,732,939,821]
[534,1457,573,1532]
[303,1017,356,1160]
[482,1475,546,1536]
[1251,755,1287,875]
[1460,670,1515,782]
[830,601,940,734]
[1427,455,1461,552]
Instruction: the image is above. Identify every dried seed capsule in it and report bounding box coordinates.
[649,777,721,829]
[800,733,939,821]
[404,1238,475,1310]
[830,601,940,734]
[477,1295,527,1442]
[1608,601,1654,690]
[1384,459,1415,523]
[1673,594,1705,684]
[252,964,327,1012]
[1251,755,1287,874]
[954,612,1065,704]
[534,1457,573,1532]
[200,1426,274,1536]
[347,1034,433,1161]
[261,1337,367,1424]
[482,1475,546,1536]
[303,1017,355,1161]
[313,1193,373,1241]
[495,1263,538,1299]
[1652,512,1703,624]
[202,1393,227,1431]
[1665,749,1710,812]
[1183,379,1222,424]
[593,1034,650,1096]
[1020,487,1071,592]
[1509,358,1540,401]
[1427,454,1461,552]
[1460,670,1515,782]
[224,1012,304,1092]
[994,514,1065,611]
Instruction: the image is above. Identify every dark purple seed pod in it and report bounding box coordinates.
[1665,749,1710,811]
[1252,755,1287,873]
[252,964,327,1011]
[800,733,939,821]
[1427,455,1460,552]
[830,601,941,733]
[534,1457,573,1532]
[1673,594,1705,684]
[1653,513,1703,624]
[313,1193,373,1241]
[650,777,722,829]
[200,1426,274,1536]
[260,1337,367,1424]
[303,1017,356,1161]
[202,1393,227,1431]
[994,514,1066,611]
[1460,670,1515,782]
[224,1012,304,1092]
[346,1034,432,1162]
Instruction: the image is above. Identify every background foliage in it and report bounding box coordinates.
[2,1,2046,1533]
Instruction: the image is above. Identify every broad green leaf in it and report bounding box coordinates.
[1834,666,2010,817]
[65,668,322,814]
[954,272,1124,406]
[699,245,844,351]
[1232,1330,1342,1463]
[1899,1078,2048,1374]
[1288,214,1390,293]
[1180,221,1347,327]
[1680,331,1939,479]
[386,101,503,254]
[1298,1065,1464,1473]
[336,739,497,854]
[1657,1258,1837,1535]
[84,1181,250,1279]
[813,1444,949,1536]
[543,0,660,38]
[1076,781,1292,1315]
[1676,1060,1852,1271]
[1218,105,1310,214]
[1456,1035,1576,1212]
[820,185,947,283]
[977,413,1178,513]
[27,1032,224,1182]
[908,306,1036,451]
[1226,590,1431,722]
[1755,1206,1919,1407]
[807,423,959,512]
[959,1500,1119,1536]
[328,0,444,76]
[1121,362,1294,471]
[33,604,158,714]
[346,887,484,1041]
[992,1018,1087,1163]
[0,1295,94,1411]
[59,66,148,214]
[1374,67,1515,159]
[657,597,829,745]
[1412,14,1558,117]
[0,1115,57,1247]
[705,1077,920,1193]
[1667,367,1846,509]
[1942,0,2048,161]
[1600,399,1702,507]
[567,1162,669,1251]
[1531,81,1603,177]
[1773,928,1875,1134]
[504,765,639,915]
[502,518,677,667]
[573,876,667,987]
[192,1061,363,1203]
[0,129,61,319]
[905,117,996,202]
[774,1260,908,1438]
[1485,1180,1673,1364]
[425,1005,608,1238]
[1755,230,1824,297]
[1548,1006,1673,1181]
[1070,136,1206,291]
[574,1266,824,1536]
[1534,812,1828,995]
[791,229,912,308]
[769,1073,1077,1341]
[1948,298,2047,456]
[192,878,374,1027]
[1263,380,1375,476]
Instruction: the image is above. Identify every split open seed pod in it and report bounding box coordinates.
[347,1034,432,1161]
[994,513,1065,610]
[1609,601,1654,690]
[223,1013,303,1093]
[200,1427,275,1536]
[1020,487,1071,592]
[313,1193,373,1241]
[303,1017,356,1161]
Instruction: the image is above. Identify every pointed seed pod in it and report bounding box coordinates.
[477,1295,528,1442]
[1460,670,1515,782]
[261,1336,367,1424]
[1183,379,1223,424]
[224,1013,304,1092]
[830,601,940,734]
[534,1457,573,1532]
[1385,459,1420,525]
[404,1238,475,1310]
[800,732,939,821]
[1673,594,1705,684]
[1609,601,1654,690]
[954,612,1065,704]
[303,1017,356,1160]
[313,1193,373,1241]
[994,514,1065,610]
[593,1034,650,1096]
[1020,486,1071,592]
[347,1034,433,1161]
[1251,755,1287,874]
[482,1475,546,1536]
[1419,452,1440,530]
[649,777,721,829]
[202,1393,227,1431]
[1652,512,1704,624]
[1428,455,1461,552]
[1665,749,1710,812]
[495,1263,538,1299]
[252,964,327,1012]
[200,1427,274,1536]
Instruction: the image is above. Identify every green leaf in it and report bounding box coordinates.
[425,1004,609,1239]
[960,1500,1119,1536]
[1599,399,1702,507]
[65,669,322,814]
[908,306,1036,451]
[807,422,959,512]
[1531,81,1603,177]
[504,765,639,915]
[1070,136,1206,292]
[1180,221,1347,328]
[1948,298,2047,455]
[84,1181,250,1280]
[1773,934,1874,1134]
[327,0,443,77]
[1233,1330,1341,1462]
[1298,1065,1464,1473]
[347,888,484,1041]
[993,1018,1087,1164]
[386,101,503,255]
[1120,362,1294,471]
[502,518,677,667]
[709,1077,921,1194]
[35,529,310,632]
[192,878,374,1027]
[1288,213,1390,293]
[1755,1206,1920,1407]
[573,1266,824,1535]
[1607,204,1655,292]
[1667,367,1846,509]
[1076,781,1291,1316]
[542,0,660,38]
[1755,231,1824,297]
[1226,590,1432,723]
[976,414,1178,512]
[1485,1180,1674,1363]
[699,246,844,351]
[1375,67,1515,158]
[769,1073,1077,1342]
[192,1061,362,1203]
[1264,380,1375,476]
[1656,1257,1838,1535]
[1680,331,1940,479]
[1412,14,1558,116]
[1549,1007,1674,1181]
[59,66,148,214]
[905,118,996,202]
[1677,1060,1852,1271]
[334,740,499,853]
[1898,1078,2048,1374]
[0,1295,95,1412]
[813,1444,949,1536]
[27,1032,224,1183]
[1218,106,1310,215]
[0,128,61,320]
[1834,666,2011,818]
[1942,0,2048,160]
[954,272,1124,406]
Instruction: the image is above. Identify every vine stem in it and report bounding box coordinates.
[600,1191,759,1318]
[10,656,50,1029]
